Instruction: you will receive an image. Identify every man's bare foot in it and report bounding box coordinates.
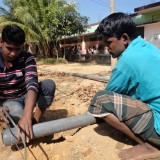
[33,107,46,123]
[118,143,160,160]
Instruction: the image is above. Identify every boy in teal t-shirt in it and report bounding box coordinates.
[88,12,160,160]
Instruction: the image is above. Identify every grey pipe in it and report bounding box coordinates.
[67,72,110,83]
[2,113,96,146]
[41,69,110,83]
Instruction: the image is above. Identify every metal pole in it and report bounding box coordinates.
[110,0,117,69]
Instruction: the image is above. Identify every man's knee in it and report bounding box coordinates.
[3,101,24,123]
[91,90,114,106]
[37,79,56,109]
[88,90,115,116]
[38,79,56,96]
[93,90,114,98]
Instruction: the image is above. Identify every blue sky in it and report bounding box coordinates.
[0,0,159,24]
[71,0,159,24]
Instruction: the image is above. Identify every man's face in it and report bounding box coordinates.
[0,41,23,62]
[103,36,128,58]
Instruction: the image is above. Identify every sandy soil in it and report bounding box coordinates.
[0,62,136,160]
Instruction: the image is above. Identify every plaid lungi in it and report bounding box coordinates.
[88,90,160,147]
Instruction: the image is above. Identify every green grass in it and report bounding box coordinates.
[36,57,68,64]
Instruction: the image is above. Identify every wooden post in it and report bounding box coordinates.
[110,0,117,69]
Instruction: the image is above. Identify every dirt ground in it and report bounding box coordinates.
[0,62,136,160]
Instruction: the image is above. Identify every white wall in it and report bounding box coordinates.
[144,22,160,48]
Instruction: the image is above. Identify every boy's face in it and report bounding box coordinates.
[0,40,23,62]
[103,35,129,58]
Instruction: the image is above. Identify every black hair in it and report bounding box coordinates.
[2,24,25,45]
[95,12,137,40]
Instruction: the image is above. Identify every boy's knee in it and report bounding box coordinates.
[93,90,113,99]
[3,101,23,114]
[39,79,56,96]
[37,79,56,109]
[3,101,24,123]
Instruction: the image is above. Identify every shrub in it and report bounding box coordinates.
[36,57,68,64]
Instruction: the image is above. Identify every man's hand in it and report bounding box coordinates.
[0,106,9,123]
[17,89,37,143]
[17,114,33,143]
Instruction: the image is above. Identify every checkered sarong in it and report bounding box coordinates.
[88,90,160,146]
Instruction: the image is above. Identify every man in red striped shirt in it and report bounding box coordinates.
[0,24,56,143]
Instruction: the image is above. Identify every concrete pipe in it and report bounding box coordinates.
[1,113,96,146]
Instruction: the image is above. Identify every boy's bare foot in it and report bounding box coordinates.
[33,107,46,123]
[118,143,160,160]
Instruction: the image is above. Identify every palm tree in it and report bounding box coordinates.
[0,0,88,57]
[0,0,50,56]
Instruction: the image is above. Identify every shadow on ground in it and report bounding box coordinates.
[94,122,137,146]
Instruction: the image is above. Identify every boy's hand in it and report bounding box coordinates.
[17,114,33,143]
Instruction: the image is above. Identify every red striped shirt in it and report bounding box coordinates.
[0,51,38,100]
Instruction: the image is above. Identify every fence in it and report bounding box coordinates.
[65,53,111,65]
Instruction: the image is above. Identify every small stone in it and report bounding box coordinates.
[65,136,74,142]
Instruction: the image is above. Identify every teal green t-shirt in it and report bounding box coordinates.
[105,36,160,134]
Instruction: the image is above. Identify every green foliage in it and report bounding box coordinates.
[36,57,68,64]
[47,0,88,41]
[35,56,45,62]
[0,0,49,55]
[0,0,89,56]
